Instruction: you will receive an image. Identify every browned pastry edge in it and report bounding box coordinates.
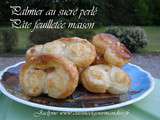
[111,42,132,59]
[26,37,96,72]
[60,37,97,70]
[104,42,132,67]
[91,33,118,54]
[80,65,111,93]
[80,65,131,94]
[92,33,132,67]
[20,54,79,99]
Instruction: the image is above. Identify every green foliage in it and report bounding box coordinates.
[151,0,160,25]
[66,29,95,41]
[134,0,152,25]
[0,29,18,53]
[105,27,148,52]
[29,29,67,45]
[1,0,160,26]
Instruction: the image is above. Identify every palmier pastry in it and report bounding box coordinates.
[81,64,111,93]
[20,54,79,99]
[26,45,43,61]
[26,37,96,71]
[92,33,118,55]
[81,64,131,94]
[92,33,132,67]
[104,42,132,67]
[45,37,96,71]
[107,66,131,94]
[42,40,65,56]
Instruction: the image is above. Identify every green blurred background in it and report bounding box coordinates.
[0,0,160,55]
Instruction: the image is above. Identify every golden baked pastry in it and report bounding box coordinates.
[104,42,132,67]
[26,45,43,61]
[81,64,131,94]
[108,66,131,94]
[22,35,132,99]
[43,40,65,56]
[81,64,111,93]
[20,54,79,99]
[92,33,132,67]
[92,33,118,55]
[26,37,96,71]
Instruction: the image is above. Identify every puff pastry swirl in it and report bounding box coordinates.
[26,37,96,71]
[20,54,79,99]
[92,33,132,67]
[81,64,131,94]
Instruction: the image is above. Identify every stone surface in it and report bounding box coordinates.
[131,54,160,78]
